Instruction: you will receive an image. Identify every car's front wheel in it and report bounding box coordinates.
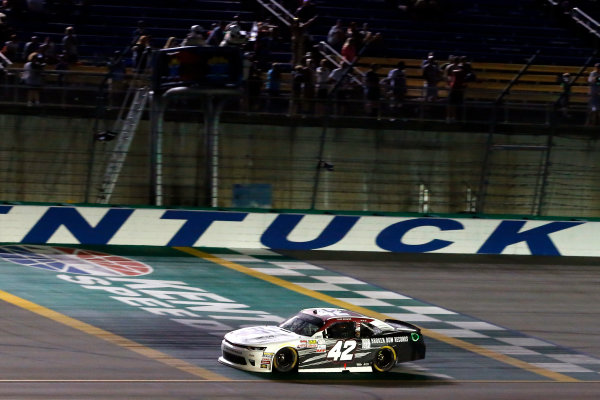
[372,346,397,372]
[273,347,298,373]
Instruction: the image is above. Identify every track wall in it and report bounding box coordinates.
[0,204,596,256]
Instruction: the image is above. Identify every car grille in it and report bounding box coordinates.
[223,351,247,365]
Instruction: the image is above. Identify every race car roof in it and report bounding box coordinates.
[300,308,371,322]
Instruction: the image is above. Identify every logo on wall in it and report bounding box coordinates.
[0,245,153,276]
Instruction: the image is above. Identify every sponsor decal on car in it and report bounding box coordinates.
[362,336,408,349]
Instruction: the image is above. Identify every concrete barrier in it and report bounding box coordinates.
[0,204,596,256]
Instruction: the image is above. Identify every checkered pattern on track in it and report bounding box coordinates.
[214,248,600,381]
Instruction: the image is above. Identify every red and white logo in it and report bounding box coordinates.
[0,245,153,276]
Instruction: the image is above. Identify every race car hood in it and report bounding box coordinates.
[225,325,301,346]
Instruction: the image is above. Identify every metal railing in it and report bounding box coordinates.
[571,7,600,39]
[0,68,590,126]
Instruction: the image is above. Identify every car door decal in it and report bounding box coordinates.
[327,340,357,361]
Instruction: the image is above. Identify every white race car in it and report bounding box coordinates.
[219,307,425,373]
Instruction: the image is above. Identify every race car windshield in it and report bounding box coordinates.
[279,314,324,337]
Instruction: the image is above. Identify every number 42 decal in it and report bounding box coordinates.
[327,340,357,361]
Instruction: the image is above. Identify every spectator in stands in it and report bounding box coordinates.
[40,36,57,64]
[303,56,316,114]
[461,56,475,81]
[54,53,69,86]
[364,64,381,117]
[132,20,147,43]
[341,37,357,63]
[2,33,20,62]
[441,55,457,82]
[2,0,25,18]
[23,35,40,61]
[182,25,205,46]
[327,19,345,52]
[61,26,78,63]
[0,10,10,45]
[289,64,305,115]
[106,50,127,106]
[253,20,277,70]
[446,59,467,123]
[384,60,407,113]
[329,60,353,115]
[358,23,373,50]
[22,52,44,106]
[245,63,263,112]
[206,20,226,46]
[421,51,434,68]
[0,54,5,86]
[220,15,247,47]
[163,36,178,49]
[132,35,152,73]
[290,15,317,66]
[315,58,331,114]
[266,62,283,112]
[586,63,600,126]
[556,72,571,118]
[346,22,362,48]
[422,54,441,102]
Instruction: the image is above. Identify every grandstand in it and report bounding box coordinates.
[6,1,593,63]
[2,1,600,216]
[2,0,597,112]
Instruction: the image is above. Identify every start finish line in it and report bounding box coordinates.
[0,204,596,256]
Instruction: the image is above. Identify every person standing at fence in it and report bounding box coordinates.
[22,52,45,106]
[385,60,407,113]
[587,63,600,126]
[132,35,152,73]
[290,15,317,66]
[328,60,353,115]
[2,34,21,62]
[422,54,441,102]
[266,62,282,113]
[364,63,381,117]
[315,58,331,114]
[327,19,345,52]
[23,35,40,62]
[61,26,79,64]
[446,59,467,123]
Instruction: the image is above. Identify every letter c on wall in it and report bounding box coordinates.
[376,218,463,252]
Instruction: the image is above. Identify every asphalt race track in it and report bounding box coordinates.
[0,245,598,399]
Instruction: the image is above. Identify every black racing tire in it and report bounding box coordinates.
[273,347,299,373]
[372,346,397,372]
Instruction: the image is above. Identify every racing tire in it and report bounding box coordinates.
[372,346,397,372]
[273,347,298,373]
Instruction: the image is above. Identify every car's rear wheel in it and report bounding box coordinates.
[273,347,298,373]
[372,346,397,372]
